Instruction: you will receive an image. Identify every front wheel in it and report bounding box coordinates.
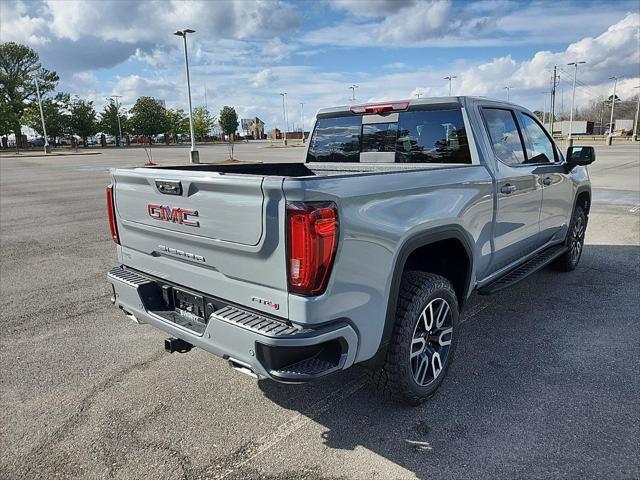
[554,205,587,271]
[369,272,459,405]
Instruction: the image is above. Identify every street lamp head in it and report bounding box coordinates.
[173,30,184,36]
[184,29,195,34]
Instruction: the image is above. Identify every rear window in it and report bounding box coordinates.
[305,116,360,162]
[307,108,471,164]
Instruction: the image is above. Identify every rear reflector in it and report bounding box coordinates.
[106,185,120,244]
[286,202,338,296]
[350,100,410,115]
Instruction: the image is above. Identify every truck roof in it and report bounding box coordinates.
[317,96,525,116]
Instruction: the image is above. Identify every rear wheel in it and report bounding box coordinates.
[554,204,587,271]
[369,271,459,405]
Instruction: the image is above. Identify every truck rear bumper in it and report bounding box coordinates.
[107,266,358,382]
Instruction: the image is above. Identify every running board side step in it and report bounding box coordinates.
[478,245,567,295]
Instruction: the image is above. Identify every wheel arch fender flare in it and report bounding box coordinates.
[366,225,475,367]
[573,185,592,215]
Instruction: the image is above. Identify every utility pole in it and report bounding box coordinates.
[300,102,305,143]
[633,86,639,141]
[414,92,423,98]
[550,66,559,137]
[607,76,619,146]
[566,61,585,147]
[107,95,123,147]
[504,86,512,101]
[34,75,50,154]
[444,76,456,96]
[280,92,288,146]
[541,92,548,125]
[174,29,199,163]
[349,84,358,103]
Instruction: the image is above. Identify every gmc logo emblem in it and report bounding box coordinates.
[147,204,200,227]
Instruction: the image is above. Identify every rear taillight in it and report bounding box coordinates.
[286,201,338,296]
[106,185,120,244]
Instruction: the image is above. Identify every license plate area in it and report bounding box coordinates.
[173,288,205,322]
[148,283,216,335]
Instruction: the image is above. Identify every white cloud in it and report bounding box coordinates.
[0,1,49,45]
[305,0,637,48]
[261,37,298,62]
[252,68,279,88]
[44,0,299,43]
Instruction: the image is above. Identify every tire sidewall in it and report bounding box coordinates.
[396,276,459,402]
[566,205,587,269]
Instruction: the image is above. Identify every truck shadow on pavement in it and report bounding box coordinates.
[258,244,639,479]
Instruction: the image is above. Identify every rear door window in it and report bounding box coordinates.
[307,107,472,164]
[396,109,471,164]
[481,108,526,166]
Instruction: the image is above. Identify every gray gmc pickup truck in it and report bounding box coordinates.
[107,96,595,405]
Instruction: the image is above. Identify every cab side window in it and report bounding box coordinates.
[481,108,526,166]
[518,112,556,164]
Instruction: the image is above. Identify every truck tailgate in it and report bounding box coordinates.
[110,168,289,317]
[114,169,264,245]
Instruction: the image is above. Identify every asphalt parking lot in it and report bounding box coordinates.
[1,142,638,479]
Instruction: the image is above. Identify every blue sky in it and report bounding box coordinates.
[2,0,639,130]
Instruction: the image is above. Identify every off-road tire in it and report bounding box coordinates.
[554,204,587,272]
[369,271,459,406]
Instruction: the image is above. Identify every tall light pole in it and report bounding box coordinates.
[414,92,423,98]
[633,86,639,142]
[34,75,50,153]
[280,92,288,146]
[567,61,586,147]
[300,102,305,143]
[504,86,512,101]
[607,76,619,146]
[107,95,123,147]
[174,29,199,163]
[444,76,456,96]
[349,84,359,103]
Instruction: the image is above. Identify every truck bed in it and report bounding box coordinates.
[146,161,452,178]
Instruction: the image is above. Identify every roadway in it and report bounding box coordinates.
[0,142,638,479]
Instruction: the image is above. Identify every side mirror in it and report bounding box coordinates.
[566,146,595,169]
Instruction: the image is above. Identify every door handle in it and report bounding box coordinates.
[542,176,552,186]
[500,184,517,194]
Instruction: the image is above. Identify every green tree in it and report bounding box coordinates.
[219,106,238,159]
[193,107,215,141]
[0,42,59,148]
[69,97,98,146]
[22,92,71,145]
[129,96,168,143]
[99,100,128,143]
[165,108,189,142]
[0,99,18,142]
